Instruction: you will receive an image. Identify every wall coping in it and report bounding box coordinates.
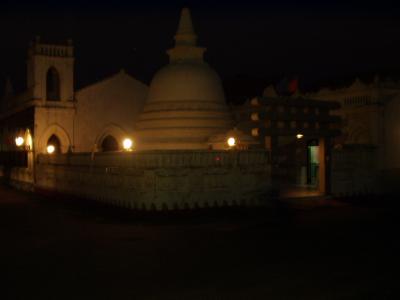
[37,150,271,169]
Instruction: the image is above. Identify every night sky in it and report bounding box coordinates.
[1,0,400,102]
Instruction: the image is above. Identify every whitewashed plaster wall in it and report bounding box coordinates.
[74,71,148,152]
[34,106,75,154]
[27,43,74,103]
[309,81,386,147]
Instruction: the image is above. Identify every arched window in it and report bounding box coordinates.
[47,134,61,153]
[46,67,60,101]
[101,135,119,152]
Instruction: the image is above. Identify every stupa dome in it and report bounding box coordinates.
[147,62,226,105]
[136,8,232,150]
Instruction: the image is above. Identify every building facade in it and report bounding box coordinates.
[0,37,148,156]
[2,8,399,206]
[0,8,272,209]
[308,77,400,194]
[234,95,341,194]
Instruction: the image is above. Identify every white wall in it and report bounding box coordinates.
[74,71,148,152]
[27,43,74,103]
[34,106,75,154]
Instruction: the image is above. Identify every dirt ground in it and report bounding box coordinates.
[0,184,398,299]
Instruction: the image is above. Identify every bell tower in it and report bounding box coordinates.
[27,36,74,103]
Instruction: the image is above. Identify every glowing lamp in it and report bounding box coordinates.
[122,138,133,151]
[15,136,24,147]
[47,145,55,154]
[227,137,236,147]
[296,134,304,139]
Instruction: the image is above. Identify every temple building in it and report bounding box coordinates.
[0,8,253,157]
[0,8,270,209]
[1,8,399,208]
[0,37,148,155]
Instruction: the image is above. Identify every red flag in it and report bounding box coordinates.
[288,78,298,94]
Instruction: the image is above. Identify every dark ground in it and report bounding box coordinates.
[0,184,398,300]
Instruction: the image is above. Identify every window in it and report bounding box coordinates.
[46,67,60,101]
[251,128,259,137]
[277,121,285,129]
[251,112,259,121]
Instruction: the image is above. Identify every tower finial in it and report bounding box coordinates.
[167,8,206,63]
[174,8,197,46]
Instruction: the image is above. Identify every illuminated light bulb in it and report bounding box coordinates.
[122,138,133,151]
[47,145,55,154]
[15,136,24,147]
[296,134,304,139]
[227,137,236,147]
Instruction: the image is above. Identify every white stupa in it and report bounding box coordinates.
[135,8,233,150]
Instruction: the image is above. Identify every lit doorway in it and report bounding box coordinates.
[307,140,319,187]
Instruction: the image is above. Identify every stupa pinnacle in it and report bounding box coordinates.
[167,8,206,63]
[174,8,197,46]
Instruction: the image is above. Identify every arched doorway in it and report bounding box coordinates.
[46,67,60,101]
[39,124,71,154]
[47,134,61,153]
[100,135,119,152]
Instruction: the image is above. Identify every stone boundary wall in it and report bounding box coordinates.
[331,145,380,196]
[35,150,272,210]
[0,166,34,191]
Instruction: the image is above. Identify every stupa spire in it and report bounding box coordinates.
[167,8,205,63]
[167,7,206,63]
[174,8,197,46]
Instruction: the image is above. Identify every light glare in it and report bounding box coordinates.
[15,136,24,147]
[227,137,236,147]
[47,145,55,154]
[123,138,133,150]
[296,134,304,139]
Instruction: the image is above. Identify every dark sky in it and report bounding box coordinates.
[1,0,400,101]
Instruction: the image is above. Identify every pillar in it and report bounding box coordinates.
[318,137,331,194]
